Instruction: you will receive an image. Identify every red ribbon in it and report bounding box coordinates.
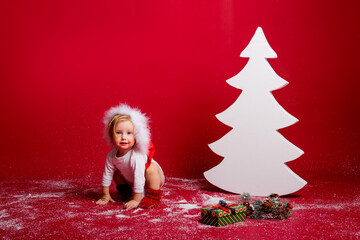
[211,204,237,213]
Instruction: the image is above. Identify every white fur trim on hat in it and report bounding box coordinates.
[103,103,150,155]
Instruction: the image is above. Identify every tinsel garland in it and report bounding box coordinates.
[239,193,294,220]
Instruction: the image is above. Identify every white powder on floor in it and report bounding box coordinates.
[115,214,130,218]
[0,218,24,231]
[26,193,65,198]
[94,210,121,216]
[148,218,162,223]
[0,209,10,219]
[178,203,199,210]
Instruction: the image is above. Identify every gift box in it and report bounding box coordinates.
[200,200,247,227]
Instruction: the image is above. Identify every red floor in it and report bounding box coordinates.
[1,175,359,239]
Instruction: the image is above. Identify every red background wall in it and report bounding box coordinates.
[1,0,359,182]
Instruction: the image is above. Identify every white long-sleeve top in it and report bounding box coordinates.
[101,148,147,194]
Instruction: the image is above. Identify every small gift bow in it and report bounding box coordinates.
[211,200,237,213]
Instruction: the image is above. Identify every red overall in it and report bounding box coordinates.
[145,140,155,172]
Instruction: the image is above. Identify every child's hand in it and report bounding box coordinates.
[123,200,139,210]
[96,195,116,205]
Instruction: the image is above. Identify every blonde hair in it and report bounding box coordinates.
[106,114,133,142]
[103,103,150,155]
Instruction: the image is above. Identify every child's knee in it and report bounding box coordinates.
[145,163,158,178]
[145,163,165,189]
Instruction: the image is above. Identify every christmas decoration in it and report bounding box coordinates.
[200,200,247,227]
[204,26,307,196]
[240,193,294,220]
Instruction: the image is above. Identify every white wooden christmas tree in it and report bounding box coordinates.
[204,27,307,196]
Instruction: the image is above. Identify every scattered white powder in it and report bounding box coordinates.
[1,178,359,239]
[163,207,174,212]
[296,201,360,210]
[178,203,199,210]
[64,212,81,219]
[94,210,121,216]
[0,218,24,231]
[163,191,171,196]
[167,177,199,183]
[135,212,150,217]
[115,214,130,218]
[0,209,10,219]
[117,227,127,231]
[182,214,199,218]
[29,180,73,190]
[38,193,65,198]
[148,218,162,223]
[132,208,144,213]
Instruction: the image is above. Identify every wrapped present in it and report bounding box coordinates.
[200,200,246,227]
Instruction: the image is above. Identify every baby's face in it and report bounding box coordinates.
[113,120,135,157]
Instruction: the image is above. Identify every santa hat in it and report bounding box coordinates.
[103,103,150,155]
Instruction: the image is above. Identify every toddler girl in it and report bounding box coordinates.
[96,103,165,210]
